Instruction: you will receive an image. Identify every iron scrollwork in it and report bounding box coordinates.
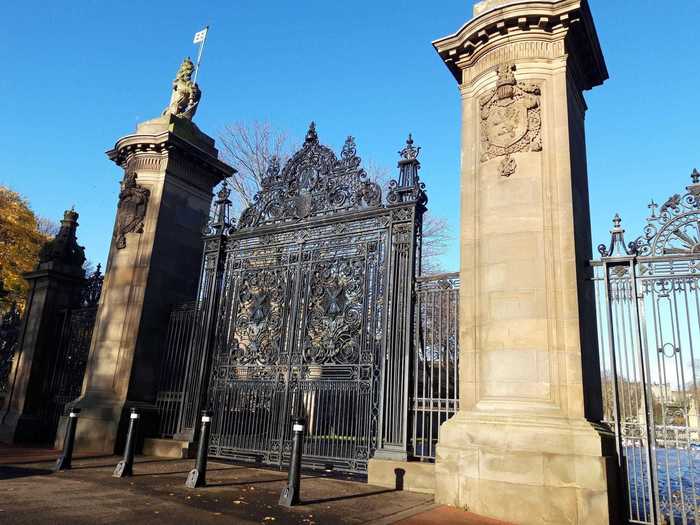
[228,268,288,367]
[599,169,700,258]
[81,264,104,307]
[237,122,382,229]
[301,258,365,366]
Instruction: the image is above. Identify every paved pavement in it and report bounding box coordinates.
[0,446,509,525]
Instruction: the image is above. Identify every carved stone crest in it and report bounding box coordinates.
[115,172,150,249]
[480,64,542,177]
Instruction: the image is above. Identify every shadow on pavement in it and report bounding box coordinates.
[0,465,53,480]
[69,458,188,470]
[302,487,396,505]
[209,472,326,488]
[131,466,245,477]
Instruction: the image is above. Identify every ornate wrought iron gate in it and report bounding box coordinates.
[180,124,426,474]
[594,169,700,524]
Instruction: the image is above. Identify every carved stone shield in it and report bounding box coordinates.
[485,99,529,149]
[115,174,150,249]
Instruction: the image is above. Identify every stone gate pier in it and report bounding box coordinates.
[67,58,233,454]
[432,1,620,523]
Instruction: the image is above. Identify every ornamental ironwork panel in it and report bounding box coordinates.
[197,123,426,474]
[593,169,700,525]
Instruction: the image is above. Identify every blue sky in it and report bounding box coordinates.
[1,1,699,270]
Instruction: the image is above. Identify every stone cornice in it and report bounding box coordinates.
[107,131,233,176]
[22,266,85,283]
[432,0,607,91]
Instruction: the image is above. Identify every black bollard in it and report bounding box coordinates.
[279,417,305,507]
[185,411,212,488]
[54,408,81,471]
[113,408,139,478]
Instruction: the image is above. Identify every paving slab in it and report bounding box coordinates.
[0,453,437,524]
[0,447,508,524]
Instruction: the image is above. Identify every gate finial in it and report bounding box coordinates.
[387,134,427,207]
[304,121,318,145]
[37,208,86,270]
[598,213,637,257]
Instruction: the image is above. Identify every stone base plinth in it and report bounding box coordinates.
[68,399,124,454]
[368,459,435,494]
[143,438,195,459]
[434,413,621,524]
[61,397,158,454]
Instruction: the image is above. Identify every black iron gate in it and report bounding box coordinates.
[179,124,426,474]
[42,266,103,440]
[594,169,700,524]
[0,303,22,406]
[44,304,97,439]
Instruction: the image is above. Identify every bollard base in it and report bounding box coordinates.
[54,455,71,472]
[113,460,132,478]
[185,469,205,488]
[278,485,299,507]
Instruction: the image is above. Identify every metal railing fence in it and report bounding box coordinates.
[410,272,460,461]
[154,301,197,438]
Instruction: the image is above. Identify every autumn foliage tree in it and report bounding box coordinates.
[0,186,52,308]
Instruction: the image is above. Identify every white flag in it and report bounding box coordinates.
[193,27,208,44]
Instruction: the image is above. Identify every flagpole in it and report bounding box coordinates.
[193,25,209,85]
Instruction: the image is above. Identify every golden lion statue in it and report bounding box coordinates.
[163,57,201,120]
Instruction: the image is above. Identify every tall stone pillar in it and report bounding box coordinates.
[432,1,620,523]
[72,58,234,453]
[0,209,86,443]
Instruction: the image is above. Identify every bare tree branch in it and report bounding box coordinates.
[218,121,453,273]
[420,214,452,274]
[218,121,293,214]
[36,216,59,237]
[363,164,453,274]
